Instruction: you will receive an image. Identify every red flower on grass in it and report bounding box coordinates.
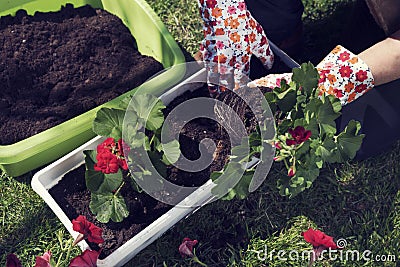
[72,215,104,245]
[179,238,198,258]
[94,138,128,174]
[302,228,338,249]
[6,254,22,267]
[34,251,52,267]
[286,126,311,146]
[69,249,100,267]
[302,228,339,266]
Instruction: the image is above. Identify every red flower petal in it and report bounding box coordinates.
[179,238,198,258]
[302,228,338,249]
[72,216,104,245]
[69,250,100,267]
[34,251,52,267]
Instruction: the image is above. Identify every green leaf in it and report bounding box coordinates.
[130,94,165,131]
[328,95,342,113]
[263,92,277,113]
[85,169,123,193]
[277,90,297,113]
[161,140,181,164]
[84,150,97,170]
[292,62,319,95]
[304,98,340,136]
[277,165,320,198]
[93,108,125,139]
[90,192,129,223]
[85,170,104,192]
[314,137,338,163]
[128,131,147,149]
[221,171,254,200]
[211,162,243,198]
[337,120,364,160]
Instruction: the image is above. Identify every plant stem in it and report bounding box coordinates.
[64,239,73,266]
[114,181,125,196]
[192,256,208,266]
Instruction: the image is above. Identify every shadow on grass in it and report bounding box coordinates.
[301,0,385,64]
[125,140,400,267]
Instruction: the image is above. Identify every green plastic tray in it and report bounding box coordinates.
[0,0,185,177]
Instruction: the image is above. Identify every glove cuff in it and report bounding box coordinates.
[317,45,374,105]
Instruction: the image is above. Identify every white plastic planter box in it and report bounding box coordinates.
[31,136,216,267]
[31,43,298,266]
[31,68,218,267]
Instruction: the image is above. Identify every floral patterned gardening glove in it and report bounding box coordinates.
[248,45,375,105]
[198,0,274,97]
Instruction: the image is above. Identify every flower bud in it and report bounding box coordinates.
[274,142,282,150]
[288,166,296,177]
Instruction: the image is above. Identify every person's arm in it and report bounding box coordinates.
[358,29,400,86]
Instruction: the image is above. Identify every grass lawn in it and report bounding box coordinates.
[1,0,399,266]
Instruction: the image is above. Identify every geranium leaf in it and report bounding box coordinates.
[277,165,319,198]
[337,120,364,160]
[292,62,319,95]
[93,108,125,139]
[221,171,254,200]
[90,192,129,223]
[315,138,337,162]
[85,169,123,193]
[85,170,104,192]
[277,90,297,113]
[99,171,123,192]
[130,94,165,131]
[211,162,243,199]
[161,140,181,164]
[83,150,97,170]
[328,95,342,113]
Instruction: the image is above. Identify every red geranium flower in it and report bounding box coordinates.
[34,251,52,267]
[94,138,129,173]
[72,215,104,245]
[339,65,353,78]
[94,149,120,174]
[6,254,22,267]
[179,238,198,258]
[355,70,368,82]
[302,228,339,266]
[69,249,100,267]
[97,137,116,152]
[286,126,311,146]
[302,228,338,249]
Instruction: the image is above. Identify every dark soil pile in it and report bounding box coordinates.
[0,4,163,145]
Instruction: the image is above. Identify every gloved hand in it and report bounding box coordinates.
[248,45,374,105]
[198,0,274,97]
